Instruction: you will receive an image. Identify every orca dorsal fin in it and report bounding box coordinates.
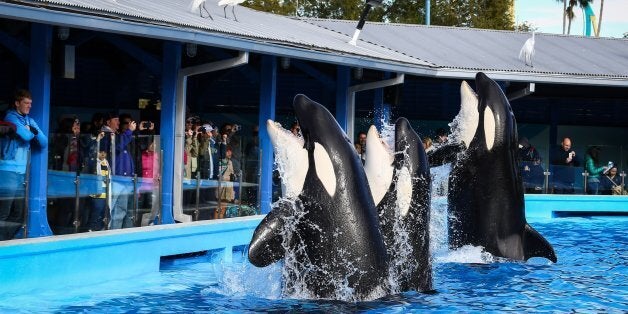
[523,224,557,263]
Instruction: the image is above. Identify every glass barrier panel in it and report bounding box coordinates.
[0,138,28,241]
[47,133,106,234]
[547,165,584,195]
[136,135,161,227]
[181,121,260,221]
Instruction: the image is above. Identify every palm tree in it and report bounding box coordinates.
[596,0,604,37]
[556,0,567,34]
[565,0,593,35]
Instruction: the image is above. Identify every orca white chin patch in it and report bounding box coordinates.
[266,120,308,199]
[313,142,336,197]
[364,125,394,206]
[396,166,412,217]
[484,107,496,151]
[449,81,479,148]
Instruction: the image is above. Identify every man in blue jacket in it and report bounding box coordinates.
[0,90,48,240]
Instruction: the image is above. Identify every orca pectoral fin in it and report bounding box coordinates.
[427,143,466,167]
[248,203,291,267]
[523,224,557,263]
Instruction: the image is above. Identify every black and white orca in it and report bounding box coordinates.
[364,118,432,292]
[248,94,388,300]
[447,72,557,263]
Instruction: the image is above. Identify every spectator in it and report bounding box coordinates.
[550,137,579,194]
[184,116,200,179]
[139,138,159,219]
[198,124,217,180]
[88,148,109,231]
[0,90,48,240]
[49,116,81,172]
[584,146,609,195]
[422,137,434,153]
[601,166,624,195]
[290,122,301,137]
[518,137,545,193]
[100,112,136,229]
[216,147,235,219]
[355,131,367,164]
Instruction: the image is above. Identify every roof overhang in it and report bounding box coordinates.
[2,2,627,87]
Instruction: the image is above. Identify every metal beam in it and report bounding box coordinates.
[507,82,536,101]
[258,55,277,214]
[159,41,181,225]
[0,29,29,64]
[292,59,335,91]
[27,23,53,238]
[335,66,351,133]
[99,33,162,75]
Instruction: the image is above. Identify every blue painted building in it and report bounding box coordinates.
[0,0,627,293]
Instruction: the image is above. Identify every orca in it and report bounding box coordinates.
[447,72,557,263]
[248,94,388,300]
[365,118,432,292]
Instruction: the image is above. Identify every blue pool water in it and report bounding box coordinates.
[1,216,626,312]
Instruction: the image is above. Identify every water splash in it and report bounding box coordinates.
[436,245,495,264]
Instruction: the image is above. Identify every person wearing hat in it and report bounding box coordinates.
[100,111,136,229]
[197,123,217,180]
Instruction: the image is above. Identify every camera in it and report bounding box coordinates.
[229,173,236,181]
[232,124,241,132]
[608,161,614,168]
[141,121,151,129]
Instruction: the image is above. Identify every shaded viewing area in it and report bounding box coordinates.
[0,0,627,242]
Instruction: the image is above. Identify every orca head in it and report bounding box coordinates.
[394,118,429,217]
[293,94,351,198]
[474,72,517,152]
[364,125,394,206]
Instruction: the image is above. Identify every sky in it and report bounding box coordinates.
[515,0,628,38]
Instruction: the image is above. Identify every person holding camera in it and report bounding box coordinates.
[197,124,217,180]
[0,90,48,240]
[216,146,235,220]
[550,137,580,194]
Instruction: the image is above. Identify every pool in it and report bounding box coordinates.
[0,216,625,312]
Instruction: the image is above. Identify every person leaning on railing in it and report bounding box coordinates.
[584,146,609,195]
[550,137,579,194]
[0,89,48,240]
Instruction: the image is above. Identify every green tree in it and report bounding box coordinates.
[245,0,515,30]
[386,0,426,24]
[515,21,537,32]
